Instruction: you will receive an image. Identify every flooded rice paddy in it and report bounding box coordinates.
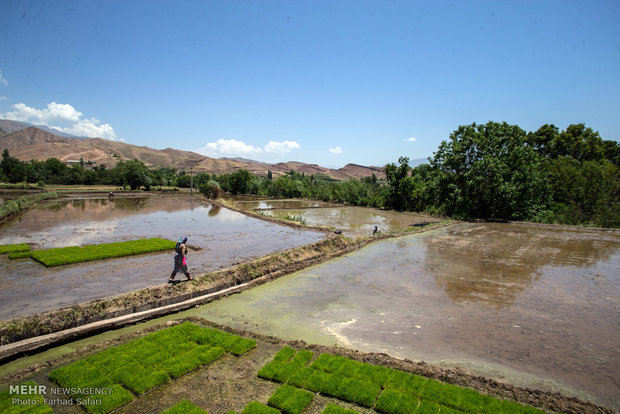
[0,194,324,319]
[223,195,436,237]
[192,222,620,410]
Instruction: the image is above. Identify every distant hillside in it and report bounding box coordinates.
[0,119,80,138]
[0,123,385,180]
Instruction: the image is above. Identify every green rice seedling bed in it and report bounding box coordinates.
[0,243,30,254]
[321,404,359,414]
[0,381,53,413]
[267,384,314,414]
[49,322,256,414]
[26,237,176,267]
[241,401,281,414]
[258,347,545,414]
[161,399,208,414]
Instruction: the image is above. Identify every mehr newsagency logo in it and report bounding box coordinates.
[10,383,112,407]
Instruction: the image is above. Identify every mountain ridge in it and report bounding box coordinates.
[0,122,387,180]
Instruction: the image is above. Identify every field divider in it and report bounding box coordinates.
[0,283,248,365]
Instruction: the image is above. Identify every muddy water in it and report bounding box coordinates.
[194,223,620,410]
[263,206,436,237]
[0,194,323,319]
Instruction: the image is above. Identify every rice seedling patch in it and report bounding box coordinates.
[267,384,314,414]
[7,251,33,259]
[27,237,176,267]
[374,389,419,414]
[0,381,53,413]
[0,243,30,254]
[161,399,208,414]
[48,322,255,413]
[258,347,545,414]
[241,401,281,414]
[321,404,359,414]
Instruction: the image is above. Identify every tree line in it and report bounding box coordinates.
[1,121,618,227]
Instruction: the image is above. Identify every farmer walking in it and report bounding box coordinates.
[169,235,193,282]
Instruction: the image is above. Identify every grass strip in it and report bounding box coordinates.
[321,404,359,414]
[161,399,208,414]
[0,381,53,413]
[267,384,314,414]
[0,243,30,254]
[259,348,545,414]
[242,401,281,414]
[28,237,176,267]
[0,191,58,221]
[7,251,32,259]
[49,322,254,413]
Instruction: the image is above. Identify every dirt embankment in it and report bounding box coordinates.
[1,317,612,414]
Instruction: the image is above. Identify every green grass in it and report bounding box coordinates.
[267,384,314,414]
[0,381,53,413]
[161,399,208,414]
[242,401,281,414]
[0,243,30,254]
[321,404,359,414]
[7,251,33,259]
[26,237,176,267]
[49,322,256,413]
[375,389,419,414]
[258,347,545,414]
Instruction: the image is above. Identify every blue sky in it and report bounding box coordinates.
[1,0,619,168]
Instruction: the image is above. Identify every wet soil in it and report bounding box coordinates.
[0,194,324,319]
[0,317,611,414]
[190,223,620,411]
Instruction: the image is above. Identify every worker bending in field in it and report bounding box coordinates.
[168,235,193,282]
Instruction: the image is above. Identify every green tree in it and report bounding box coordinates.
[229,169,255,194]
[0,149,26,183]
[114,160,151,190]
[384,156,415,210]
[431,122,550,220]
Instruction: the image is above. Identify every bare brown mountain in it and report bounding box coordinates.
[0,126,385,180]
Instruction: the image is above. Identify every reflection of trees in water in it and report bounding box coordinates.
[1,196,196,232]
[425,224,620,308]
[208,204,221,217]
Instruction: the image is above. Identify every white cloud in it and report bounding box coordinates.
[3,102,83,123]
[197,139,301,159]
[56,118,118,141]
[0,71,7,86]
[408,137,416,142]
[0,97,7,102]
[264,140,300,153]
[329,146,342,154]
[1,101,119,140]
[197,139,263,157]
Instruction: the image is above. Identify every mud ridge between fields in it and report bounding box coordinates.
[0,316,612,414]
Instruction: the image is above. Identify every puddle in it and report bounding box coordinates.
[192,223,620,410]
[262,206,436,237]
[0,194,324,319]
